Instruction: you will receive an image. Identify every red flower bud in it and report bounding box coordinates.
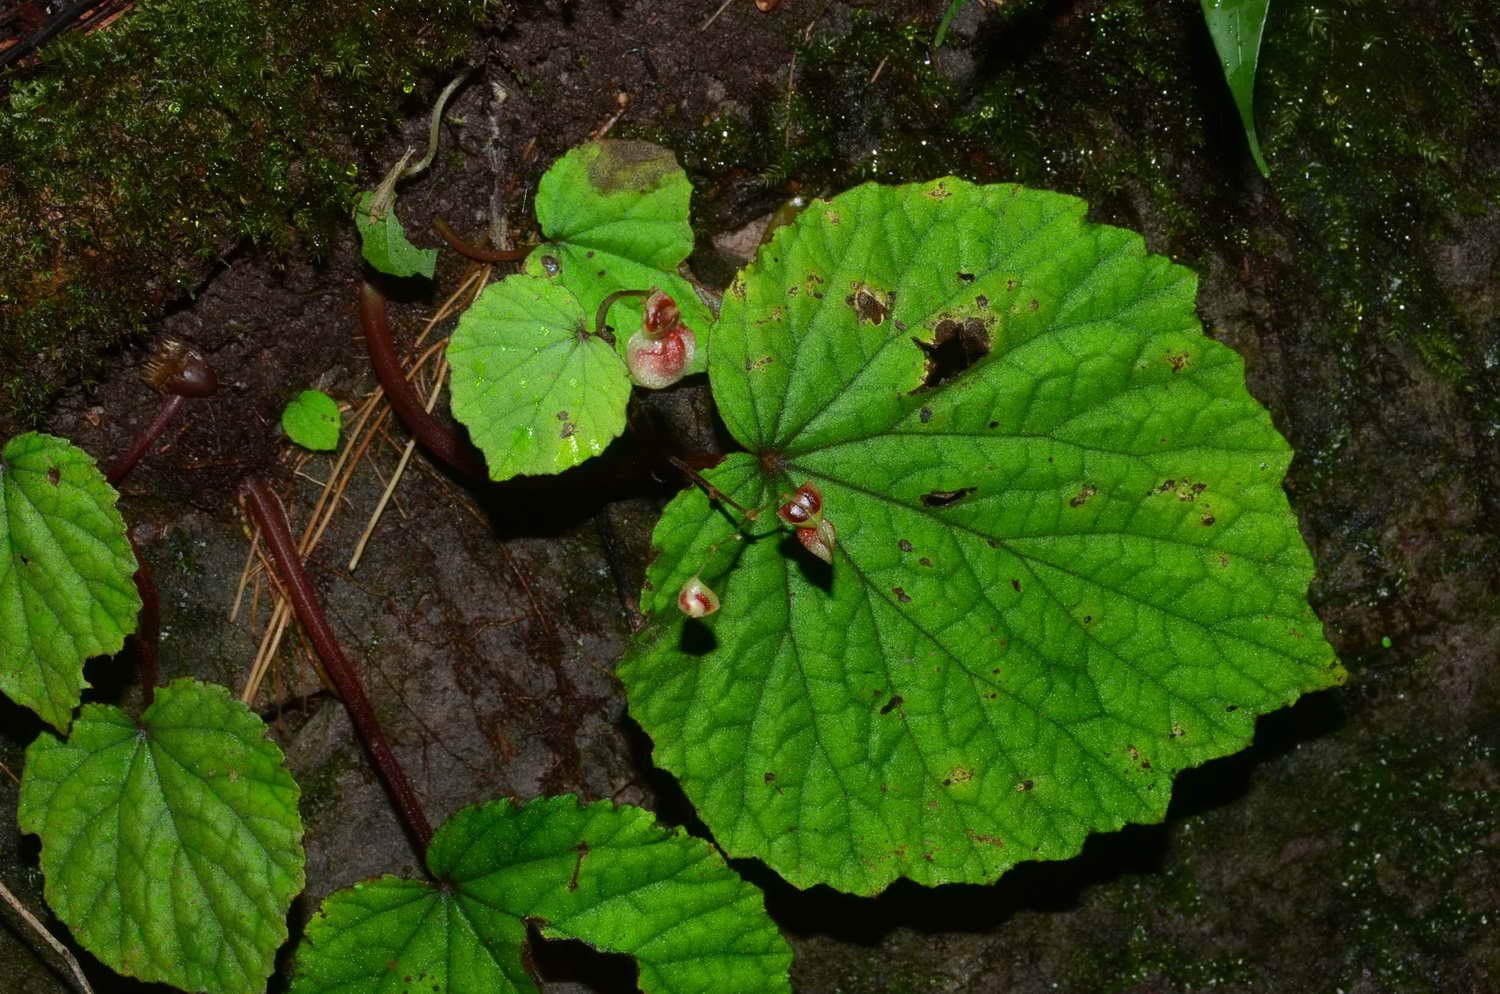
[796,517,837,564]
[627,324,696,389]
[678,575,720,617]
[776,483,823,528]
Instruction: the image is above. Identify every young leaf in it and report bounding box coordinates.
[355,189,438,279]
[448,275,633,481]
[18,678,305,994]
[524,140,711,376]
[1201,0,1272,178]
[0,432,140,732]
[290,796,792,994]
[282,389,342,451]
[619,179,1343,895]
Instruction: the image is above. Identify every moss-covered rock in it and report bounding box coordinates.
[0,0,503,431]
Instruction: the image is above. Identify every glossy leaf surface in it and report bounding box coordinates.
[19,679,305,994]
[448,275,632,480]
[620,179,1341,894]
[0,432,139,732]
[290,796,791,994]
[525,140,710,376]
[1202,0,1272,178]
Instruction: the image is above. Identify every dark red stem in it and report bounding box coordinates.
[106,393,186,485]
[432,218,530,262]
[359,281,489,481]
[127,529,160,708]
[241,475,434,854]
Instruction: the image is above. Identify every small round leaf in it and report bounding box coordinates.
[448,275,632,481]
[281,389,342,451]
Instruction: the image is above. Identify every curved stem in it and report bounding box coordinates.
[358,281,488,480]
[106,393,185,485]
[595,288,651,342]
[432,218,530,262]
[241,476,434,856]
[402,69,472,180]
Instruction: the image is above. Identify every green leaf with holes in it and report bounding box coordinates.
[1,432,139,732]
[1202,0,1271,178]
[618,179,1341,895]
[282,389,342,451]
[18,678,305,994]
[448,274,633,481]
[355,190,438,279]
[524,140,710,376]
[289,796,791,994]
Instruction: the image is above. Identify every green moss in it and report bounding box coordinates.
[0,0,502,429]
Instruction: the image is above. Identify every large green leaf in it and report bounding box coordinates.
[1202,0,1272,178]
[0,431,139,732]
[290,796,791,994]
[619,179,1342,894]
[448,275,633,480]
[524,140,711,375]
[18,678,305,994]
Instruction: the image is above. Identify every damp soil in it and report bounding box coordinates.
[3,1,1499,992]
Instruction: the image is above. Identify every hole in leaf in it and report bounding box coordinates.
[528,926,641,993]
[911,317,990,392]
[920,486,977,508]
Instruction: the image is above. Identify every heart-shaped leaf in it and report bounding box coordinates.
[0,432,139,732]
[619,179,1342,894]
[290,796,791,994]
[524,140,711,376]
[19,678,305,994]
[448,275,633,480]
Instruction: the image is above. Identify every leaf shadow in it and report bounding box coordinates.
[624,688,1344,945]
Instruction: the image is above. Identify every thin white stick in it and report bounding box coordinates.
[0,878,95,994]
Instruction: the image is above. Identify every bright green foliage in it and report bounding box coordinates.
[1202,0,1272,178]
[355,191,439,279]
[18,678,305,994]
[282,389,342,451]
[0,432,139,732]
[524,141,711,376]
[291,796,792,994]
[448,276,633,481]
[619,179,1342,894]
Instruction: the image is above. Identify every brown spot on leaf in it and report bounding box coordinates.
[912,317,991,391]
[957,271,975,283]
[47,466,60,485]
[1015,779,1034,792]
[560,422,576,439]
[764,771,776,783]
[1069,483,1098,507]
[919,407,933,423]
[893,587,912,603]
[1166,350,1192,373]
[844,283,890,326]
[898,539,913,552]
[585,140,677,194]
[556,411,570,421]
[1011,579,1021,592]
[921,486,976,507]
[880,695,903,715]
